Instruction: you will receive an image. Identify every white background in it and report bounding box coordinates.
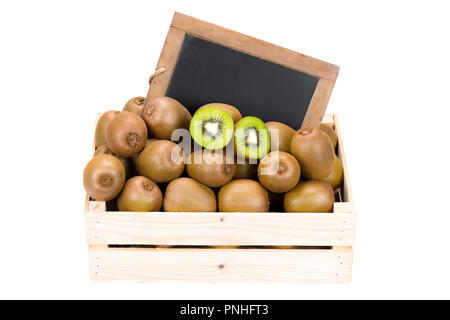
[1,0,449,299]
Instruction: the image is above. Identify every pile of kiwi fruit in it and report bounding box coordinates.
[84,96,343,213]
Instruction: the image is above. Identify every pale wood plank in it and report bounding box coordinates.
[89,246,353,283]
[85,210,355,246]
[171,12,340,81]
[334,115,354,205]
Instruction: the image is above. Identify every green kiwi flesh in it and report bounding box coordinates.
[190,107,234,150]
[117,176,162,212]
[83,154,125,201]
[324,154,343,190]
[186,150,236,187]
[123,96,146,116]
[284,180,334,213]
[135,140,184,183]
[142,97,192,140]
[105,111,147,157]
[163,177,217,212]
[234,116,270,159]
[94,110,119,148]
[218,179,269,212]
[265,122,296,153]
[258,151,300,193]
[197,103,242,124]
[320,123,338,149]
[291,127,334,179]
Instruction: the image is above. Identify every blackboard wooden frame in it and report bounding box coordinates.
[145,12,340,128]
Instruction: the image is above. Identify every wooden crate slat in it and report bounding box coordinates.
[89,246,353,283]
[86,210,355,246]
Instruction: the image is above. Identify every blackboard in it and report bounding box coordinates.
[165,34,319,129]
[145,12,339,129]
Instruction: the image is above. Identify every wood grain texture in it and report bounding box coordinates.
[171,12,339,81]
[302,78,335,128]
[145,27,186,102]
[334,115,354,205]
[89,246,353,282]
[85,211,355,246]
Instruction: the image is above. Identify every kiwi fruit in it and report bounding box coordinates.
[186,150,236,187]
[163,177,217,212]
[218,179,269,212]
[94,110,119,148]
[83,154,125,201]
[258,151,300,193]
[265,122,296,153]
[190,107,234,150]
[123,96,146,116]
[135,140,184,183]
[142,97,192,140]
[291,127,334,180]
[284,180,334,213]
[117,176,162,212]
[197,103,242,123]
[324,155,343,190]
[320,123,338,149]
[234,116,270,159]
[94,144,134,178]
[233,159,258,180]
[105,111,147,157]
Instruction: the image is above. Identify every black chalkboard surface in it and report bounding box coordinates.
[165,34,319,129]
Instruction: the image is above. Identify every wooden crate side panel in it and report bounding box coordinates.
[89,247,353,283]
[85,211,356,246]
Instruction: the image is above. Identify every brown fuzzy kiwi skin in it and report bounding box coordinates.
[320,123,338,149]
[105,111,147,158]
[291,127,335,180]
[142,97,192,140]
[163,177,217,212]
[117,176,162,212]
[135,140,184,183]
[123,96,146,116]
[218,179,269,212]
[258,151,300,193]
[265,122,296,153]
[284,180,334,213]
[186,150,236,187]
[324,155,343,190]
[95,110,120,148]
[233,159,258,180]
[83,154,125,201]
[197,103,242,124]
[94,144,135,178]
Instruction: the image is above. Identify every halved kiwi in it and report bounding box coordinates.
[117,176,162,212]
[258,151,300,193]
[105,111,147,158]
[197,103,242,124]
[234,116,270,159]
[83,154,125,201]
[123,96,146,116]
[190,107,234,150]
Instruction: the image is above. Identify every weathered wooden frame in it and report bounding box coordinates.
[145,12,340,128]
[84,114,355,283]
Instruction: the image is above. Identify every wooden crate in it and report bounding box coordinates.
[84,114,355,283]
